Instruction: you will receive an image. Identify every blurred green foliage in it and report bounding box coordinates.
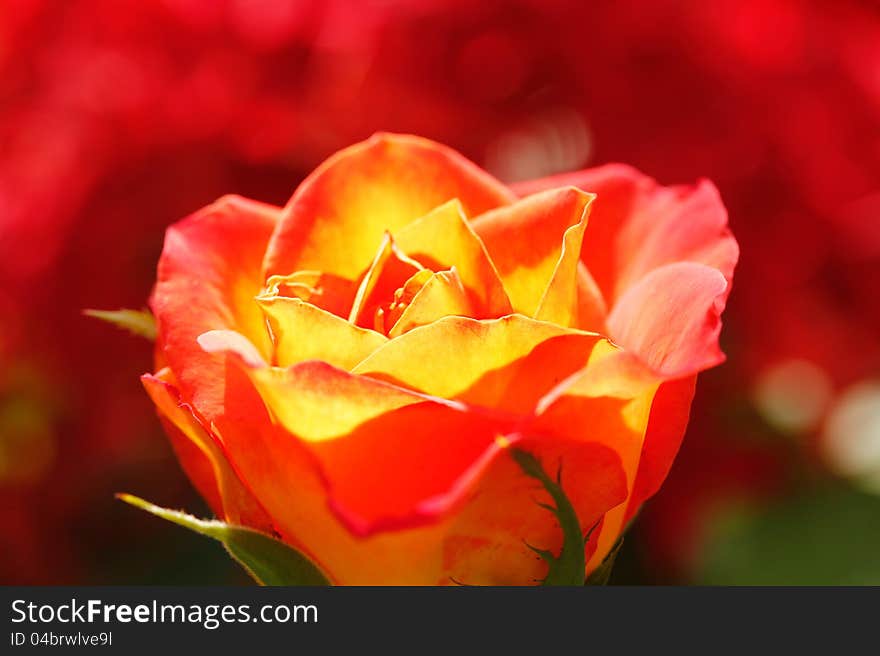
[698,483,880,585]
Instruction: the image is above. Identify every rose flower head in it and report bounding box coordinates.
[142,133,737,585]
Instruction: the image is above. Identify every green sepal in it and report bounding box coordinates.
[585,535,623,585]
[512,449,596,586]
[118,494,331,586]
[84,308,157,341]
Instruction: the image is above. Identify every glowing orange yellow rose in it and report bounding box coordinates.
[143,133,738,584]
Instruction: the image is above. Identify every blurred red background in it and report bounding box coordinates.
[2,0,879,584]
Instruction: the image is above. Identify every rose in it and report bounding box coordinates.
[143,133,737,585]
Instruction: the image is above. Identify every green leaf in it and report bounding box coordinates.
[84,308,157,340]
[511,449,597,586]
[698,483,880,585]
[118,494,331,586]
[585,535,624,585]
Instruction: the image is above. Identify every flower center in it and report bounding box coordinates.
[374,269,433,335]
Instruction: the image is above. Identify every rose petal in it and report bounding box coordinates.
[471,187,594,317]
[607,261,729,378]
[535,347,698,552]
[354,314,604,415]
[348,232,426,328]
[624,375,697,523]
[197,330,630,584]
[263,270,356,318]
[150,195,279,424]
[532,339,659,569]
[207,400,625,585]
[439,436,627,585]
[263,133,515,281]
[141,368,273,532]
[198,330,513,530]
[514,164,738,306]
[394,200,511,316]
[533,204,589,327]
[575,262,609,334]
[387,269,474,338]
[257,295,387,369]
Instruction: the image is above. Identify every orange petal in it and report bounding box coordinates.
[513,164,738,307]
[348,233,426,329]
[607,262,729,378]
[263,133,515,281]
[624,375,697,523]
[257,295,387,369]
[532,339,659,570]
[439,436,627,585]
[207,394,625,585]
[533,342,701,564]
[177,333,460,583]
[199,330,417,439]
[387,269,474,338]
[150,195,280,425]
[193,330,629,585]
[514,166,737,550]
[141,368,273,532]
[471,187,594,317]
[394,200,512,316]
[354,314,604,415]
[169,365,487,585]
[198,329,511,533]
[263,270,356,319]
[575,262,609,334]
[533,204,589,327]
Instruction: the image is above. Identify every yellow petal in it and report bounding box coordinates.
[263,133,515,281]
[471,187,594,317]
[263,270,356,319]
[354,314,604,415]
[533,206,588,327]
[198,330,423,440]
[387,269,474,338]
[394,200,511,316]
[257,295,387,370]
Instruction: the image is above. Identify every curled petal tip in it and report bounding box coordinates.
[197,329,267,369]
